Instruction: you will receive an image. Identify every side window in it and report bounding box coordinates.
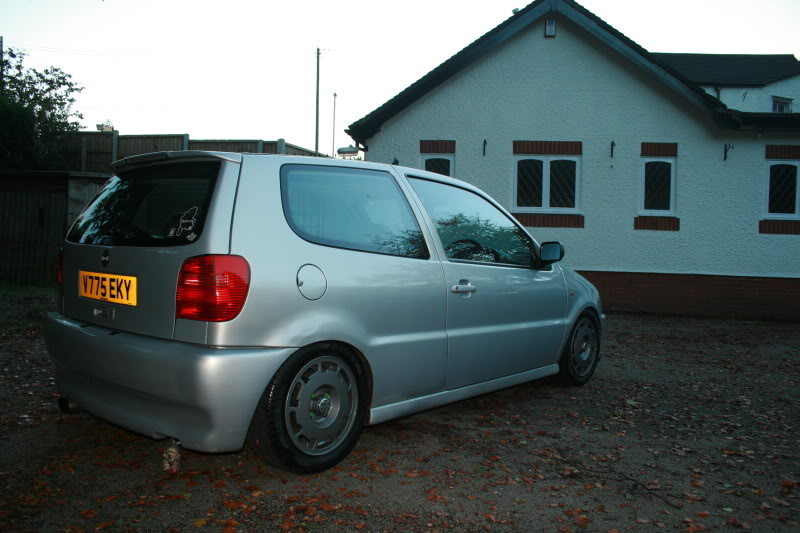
[408,177,534,267]
[281,165,429,259]
[514,156,579,210]
[766,162,799,216]
[641,159,676,212]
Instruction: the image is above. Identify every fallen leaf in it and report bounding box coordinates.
[425,487,447,503]
[223,500,244,509]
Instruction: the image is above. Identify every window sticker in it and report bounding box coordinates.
[176,206,198,237]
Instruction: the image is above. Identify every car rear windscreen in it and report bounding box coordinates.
[67,161,220,246]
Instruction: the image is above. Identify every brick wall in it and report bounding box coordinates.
[759,220,800,235]
[634,216,680,231]
[420,140,456,154]
[765,145,800,159]
[641,142,678,156]
[577,271,800,321]
[512,140,582,155]
[513,213,585,228]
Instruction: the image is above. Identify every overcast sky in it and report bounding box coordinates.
[2,0,799,155]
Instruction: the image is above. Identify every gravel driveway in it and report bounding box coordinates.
[1,306,798,532]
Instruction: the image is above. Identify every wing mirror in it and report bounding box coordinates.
[538,241,565,265]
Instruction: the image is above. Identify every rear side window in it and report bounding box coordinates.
[281,164,429,259]
[67,161,220,246]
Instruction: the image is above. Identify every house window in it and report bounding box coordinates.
[514,156,580,211]
[772,96,793,113]
[423,155,454,176]
[641,159,676,212]
[420,140,455,177]
[766,162,799,216]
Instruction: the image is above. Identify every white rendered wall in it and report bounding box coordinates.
[701,75,800,112]
[364,17,800,278]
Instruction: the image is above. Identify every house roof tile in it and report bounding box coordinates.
[653,53,800,86]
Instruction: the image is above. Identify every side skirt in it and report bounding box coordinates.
[367,364,559,425]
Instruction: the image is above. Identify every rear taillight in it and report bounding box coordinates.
[176,255,250,322]
[56,250,64,286]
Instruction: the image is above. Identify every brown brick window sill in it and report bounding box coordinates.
[512,213,584,228]
[634,216,680,231]
[759,219,800,234]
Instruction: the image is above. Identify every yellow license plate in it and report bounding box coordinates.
[79,271,138,306]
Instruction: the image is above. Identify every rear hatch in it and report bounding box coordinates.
[60,152,242,340]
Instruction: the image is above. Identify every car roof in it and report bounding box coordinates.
[113,151,489,199]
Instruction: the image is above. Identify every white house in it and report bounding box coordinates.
[346,0,800,321]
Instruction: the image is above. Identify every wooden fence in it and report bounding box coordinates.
[4,132,317,284]
[0,175,67,284]
[63,132,317,173]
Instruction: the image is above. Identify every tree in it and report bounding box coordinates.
[0,47,83,169]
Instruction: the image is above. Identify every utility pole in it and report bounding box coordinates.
[332,92,337,158]
[315,47,320,156]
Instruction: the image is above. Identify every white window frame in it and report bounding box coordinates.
[639,157,677,216]
[421,154,455,177]
[512,155,581,213]
[763,160,800,219]
[772,96,793,113]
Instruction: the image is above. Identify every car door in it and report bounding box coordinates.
[228,159,449,409]
[406,176,569,390]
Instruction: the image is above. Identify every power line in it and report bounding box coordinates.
[7,41,151,57]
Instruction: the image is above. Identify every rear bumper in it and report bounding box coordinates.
[44,312,295,452]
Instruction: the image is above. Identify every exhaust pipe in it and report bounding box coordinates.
[58,396,82,414]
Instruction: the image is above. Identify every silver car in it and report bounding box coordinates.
[44,152,605,473]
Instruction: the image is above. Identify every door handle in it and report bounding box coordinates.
[450,280,477,294]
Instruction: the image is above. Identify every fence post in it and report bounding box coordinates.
[80,136,87,172]
[277,138,286,154]
[111,130,118,164]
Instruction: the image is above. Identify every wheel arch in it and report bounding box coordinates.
[575,305,602,358]
[299,340,374,410]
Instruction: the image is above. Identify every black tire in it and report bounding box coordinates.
[247,343,367,474]
[558,314,600,386]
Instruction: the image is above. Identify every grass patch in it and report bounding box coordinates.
[0,283,56,339]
